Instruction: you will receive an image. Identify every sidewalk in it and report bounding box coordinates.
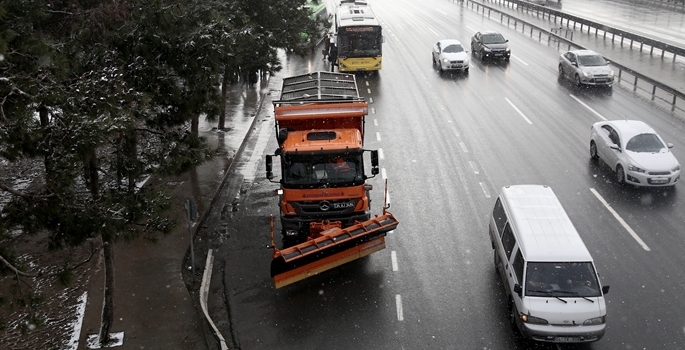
[78,77,269,349]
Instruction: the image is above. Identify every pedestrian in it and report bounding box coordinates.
[322,34,330,61]
[328,43,338,72]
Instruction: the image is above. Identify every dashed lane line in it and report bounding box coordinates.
[570,94,607,121]
[396,294,404,321]
[505,97,533,124]
[590,188,651,251]
[391,251,398,271]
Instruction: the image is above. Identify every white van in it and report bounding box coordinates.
[489,185,610,343]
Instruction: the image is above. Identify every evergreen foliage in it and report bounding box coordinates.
[0,0,322,341]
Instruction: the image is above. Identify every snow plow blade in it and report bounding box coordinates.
[271,213,398,289]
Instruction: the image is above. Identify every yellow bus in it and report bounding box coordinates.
[334,0,383,72]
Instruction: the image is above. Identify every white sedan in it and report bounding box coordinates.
[590,120,681,187]
[432,39,469,73]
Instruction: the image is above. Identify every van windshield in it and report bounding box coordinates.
[525,262,601,297]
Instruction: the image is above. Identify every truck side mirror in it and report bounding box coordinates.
[266,155,273,180]
[602,285,610,295]
[371,150,379,175]
[514,283,522,297]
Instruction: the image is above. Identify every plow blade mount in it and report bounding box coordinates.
[271,213,398,289]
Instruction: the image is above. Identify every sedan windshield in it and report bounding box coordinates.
[482,34,506,44]
[626,133,666,152]
[578,54,607,66]
[525,262,601,298]
[443,44,464,53]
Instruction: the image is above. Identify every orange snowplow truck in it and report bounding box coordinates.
[265,71,398,288]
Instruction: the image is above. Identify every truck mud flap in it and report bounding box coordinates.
[271,213,398,289]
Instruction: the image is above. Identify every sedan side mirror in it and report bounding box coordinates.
[514,283,522,297]
[602,285,610,295]
[608,143,620,152]
[571,62,578,67]
[668,142,674,149]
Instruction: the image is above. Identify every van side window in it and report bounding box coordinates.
[512,249,524,283]
[493,198,507,237]
[501,223,516,260]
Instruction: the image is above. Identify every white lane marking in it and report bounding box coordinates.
[391,251,399,271]
[381,167,387,180]
[367,88,371,94]
[466,25,478,33]
[590,188,651,251]
[376,132,381,141]
[366,81,369,86]
[429,27,439,36]
[469,161,480,174]
[459,142,469,153]
[505,97,533,124]
[570,94,607,120]
[369,97,374,103]
[396,294,404,321]
[479,182,491,198]
[378,148,385,160]
[371,107,376,114]
[374,119,378,126]
[512,55,528,66]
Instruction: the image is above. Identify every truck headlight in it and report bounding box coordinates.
[583,316,606,325]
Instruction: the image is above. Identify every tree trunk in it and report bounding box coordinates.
[218,67,229,130]
[85,148,99,199]
[99,234,115,346]
[39,107,56,190]
[191,113,199,136]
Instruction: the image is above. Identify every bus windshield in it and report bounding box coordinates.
[337,26,382,58]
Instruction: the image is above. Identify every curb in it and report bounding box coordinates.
[183,76,272,349]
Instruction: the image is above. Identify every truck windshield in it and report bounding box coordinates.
[525,262,601,298]
[283,154,364,188]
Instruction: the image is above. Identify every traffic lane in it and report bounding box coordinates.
[216,131,408,350]
[363,24,572,349]
[372,0,684,348]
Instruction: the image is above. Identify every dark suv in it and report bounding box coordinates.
[471,30,510,61]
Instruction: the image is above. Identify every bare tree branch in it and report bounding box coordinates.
[0,181,55,199]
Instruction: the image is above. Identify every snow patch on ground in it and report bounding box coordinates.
[63,292,88,350]
[86,332,124,349]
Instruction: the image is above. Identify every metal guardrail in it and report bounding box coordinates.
[459,0,685,119]
[488,0,685,61]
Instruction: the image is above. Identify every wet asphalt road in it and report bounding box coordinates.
[199,0,685,349]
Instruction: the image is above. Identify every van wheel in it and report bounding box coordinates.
[508,298,520,334]
[493,250,500,272]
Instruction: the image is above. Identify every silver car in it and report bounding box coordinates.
[559,50,614,90]
[590,120,681,187]
[432,39,470,73]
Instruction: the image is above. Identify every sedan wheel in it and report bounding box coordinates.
[575,74,583,88]
[558,65,564,79]
[616,165,626,185]
[590,141,599,160]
